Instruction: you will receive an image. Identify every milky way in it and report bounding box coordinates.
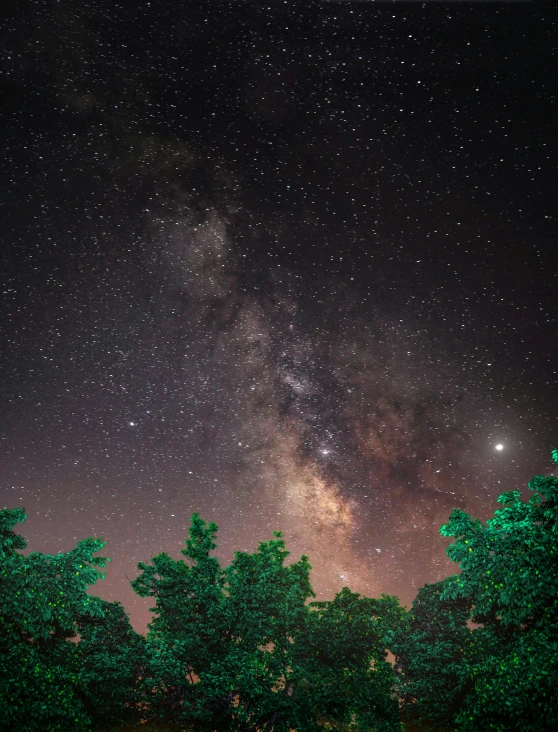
[1,1,556,633]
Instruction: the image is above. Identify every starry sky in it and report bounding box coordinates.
[1,1,557,636]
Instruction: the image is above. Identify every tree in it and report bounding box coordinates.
[386,577,473,731]
[73,598,150,730]
[0,507,109,731]
[436,462,558,731]
[131,514,317,731]
[130,514,405,731]
[386,451,558,731]
[130,513,232,729]
[297,587,405,732]
[216,530,314,732]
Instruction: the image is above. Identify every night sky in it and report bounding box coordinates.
[1,1,557,636]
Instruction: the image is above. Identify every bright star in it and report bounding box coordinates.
[495,443,504,451]
[129,422,136,427]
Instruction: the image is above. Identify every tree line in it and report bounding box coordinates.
[1,453,557,731]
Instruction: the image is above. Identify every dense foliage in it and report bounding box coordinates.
[386,577,473,731]
[129,517,404,731]
[0,507,113,730]
[388,452,558,731]
[1,452,557,730]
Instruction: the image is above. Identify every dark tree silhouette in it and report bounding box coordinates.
[387,577,474,731]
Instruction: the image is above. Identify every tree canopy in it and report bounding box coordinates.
[130,516,403,731]
[1,451,558,730]
[386,577,473,731]
[0,507,109,731]
[388,453,558,731]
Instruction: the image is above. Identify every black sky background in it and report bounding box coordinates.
[1,1,557,635]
